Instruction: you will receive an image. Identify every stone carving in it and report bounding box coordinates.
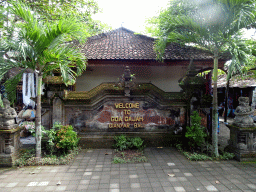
[237,143,247,150]
[227,97,256,161]
[233,97,255,128]
[0,98,17,129]
[118,66,136,97]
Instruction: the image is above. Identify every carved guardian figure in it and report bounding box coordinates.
[233,97,255,128]
[0,98,17,129]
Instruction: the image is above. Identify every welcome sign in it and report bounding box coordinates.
[64,100,185,132]
[109,103,144,128]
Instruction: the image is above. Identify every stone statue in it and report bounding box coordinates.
[117,66,136,97]
[237,142,247,150]
[0,98,17,129]
[233,97,255,128]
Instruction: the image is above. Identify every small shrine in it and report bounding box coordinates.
[0,98,22,167]
[226,97,256,161]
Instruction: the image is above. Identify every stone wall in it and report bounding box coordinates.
[43,82,187,148]
[65,100,185,132]
[63,97,185,148]
[0,127,22,167]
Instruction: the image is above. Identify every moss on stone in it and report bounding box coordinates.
[43,76,64,84]
[227,124,256,131]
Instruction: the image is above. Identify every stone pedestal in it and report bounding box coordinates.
[226,125,256,161]
[226,97,256,162]
[0,127,22,167]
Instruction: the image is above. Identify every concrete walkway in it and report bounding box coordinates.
[0,147,256,192]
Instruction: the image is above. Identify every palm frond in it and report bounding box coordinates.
[4,70,25,104]
[0,58,21,81]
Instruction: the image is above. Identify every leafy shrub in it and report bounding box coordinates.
[219,152,235,160]
[113,135,145,151]
[43,122,80,155]
[113,135,129,151]
[130,137,145,150]
[185,111,207,151]
[44,124,58,155]
[15,147,80,167]
[55,124,80,153]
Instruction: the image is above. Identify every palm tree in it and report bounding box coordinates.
[0,1,86,160]
[148,0,256,156]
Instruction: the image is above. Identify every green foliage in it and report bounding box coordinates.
[27,122,79,155]
[14,147,80,167]
[131,137,145,151]
[55,124,80,153]
[44,125,58,155]
[185,111,207,150]
[0,0,111,39]
[21,0,111,35]
[38,122,80,155]
[112,156,128,164]
[0,1,87,158]
[112,152,148,164]
[182,151,235,161]
[183,152,213,161]
[113,135,129,151]
[219,152,235,160]
[176,144,235,161]
[0,0,87,104]
[113,135,145,151]
[147,0,256,157]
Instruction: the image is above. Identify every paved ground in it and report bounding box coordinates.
[1,118,256,192]
[0,147,256,192]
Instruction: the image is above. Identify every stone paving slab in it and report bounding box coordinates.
[0,148,256,192]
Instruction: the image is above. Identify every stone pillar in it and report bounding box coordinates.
[52,97,64,125]
[0,98,21,167]
[0,128,22,167]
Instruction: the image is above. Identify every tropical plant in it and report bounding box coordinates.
[185,111,207,151]
[0,1,87,160]
[0,0,111,37]
[113,135,146,151]
[113,135,130,151]
[147,0,256,156]
[55,124,80,153]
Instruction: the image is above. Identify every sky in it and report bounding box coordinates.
[92,0,256,39]
[92,0,170,34]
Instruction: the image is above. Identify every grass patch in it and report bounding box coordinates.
[112,149,148,164]
[175,144,235,161]
[241,161,256,164]
[14,147,80,167]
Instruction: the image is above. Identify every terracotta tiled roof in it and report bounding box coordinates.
[217,73,256,88]
[82,27,229,61]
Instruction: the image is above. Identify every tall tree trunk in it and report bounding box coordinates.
[35,73,42,160]
[212,51,219,157]
[224,79,229,122]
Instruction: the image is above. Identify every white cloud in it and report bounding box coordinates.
[93,0,169,33]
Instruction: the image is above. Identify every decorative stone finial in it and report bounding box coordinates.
[233,97,255,128]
